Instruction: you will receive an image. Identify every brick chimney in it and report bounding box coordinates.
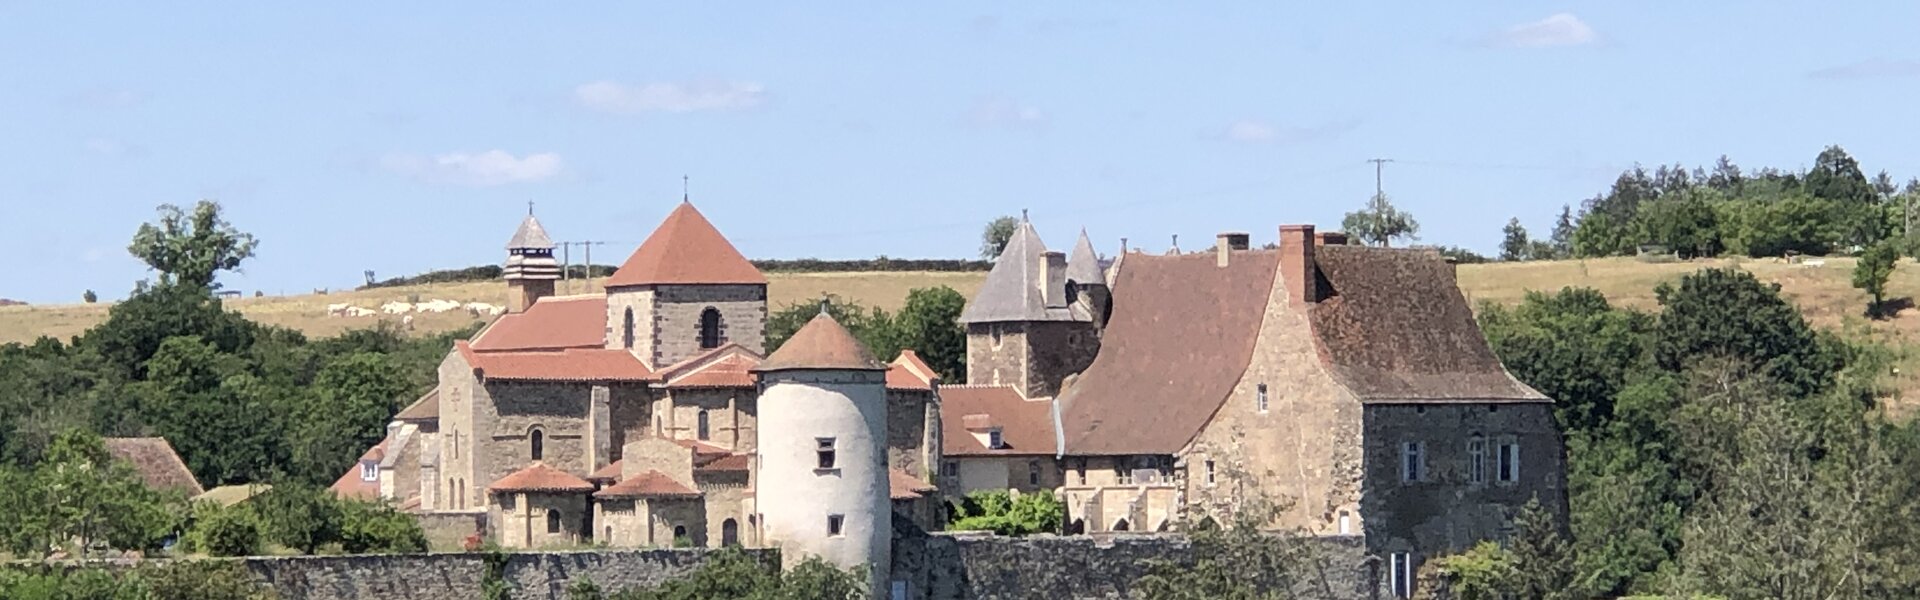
[1216,232,1250,267]
[1315,231,1348,247]
[1280,225,1318,306]
[1039,250,1067,306]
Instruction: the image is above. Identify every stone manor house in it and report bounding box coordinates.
[341,200,1564,598]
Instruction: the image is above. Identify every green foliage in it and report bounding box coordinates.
[289,352,408,483]
[765,287,968,380]
[946,490,1062,536]
[336,498,428,554]
[1508,497,1576,600]
[1500,218,1531,261]
[186,502,263,557]
[1654,268,1838,396]
[82,289,98,303]
[765,294,897,359]
[1853,238,1900,316]
[0,430,185,558]
[1434,245,1491,265]
[607,548,863,600]
[1428,542,1520,600]
[981,215,1019,260]
[1132,498,1332,600]
[1342,192,1420,247]
[0,561,275,600]
[254,483,340,554]
[126,200,259,290]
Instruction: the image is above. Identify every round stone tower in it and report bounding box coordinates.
[752,307,890,594]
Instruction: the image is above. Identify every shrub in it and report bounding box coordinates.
[947,490,1062,536]
[187,503,262,557]
[336,499,427,554]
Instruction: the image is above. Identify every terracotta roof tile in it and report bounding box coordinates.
[470,295,607,351]
[488,463,594,494]
[886,350,937,391]
[458,342,655,382]
[394,388,439,422]
[587,460,624,482]
[1308,246,1546,403]
[940,386,1053,456]
[595,470,702,499]
[889,468,937,500]
[1055,251,1280,455]
[329,440,387,500]
[605,201,766,287]
[104,437,204,496]
[756,312,886,372]
[659,345,763,389]
[696,453,751,473]
[672,439,732,458]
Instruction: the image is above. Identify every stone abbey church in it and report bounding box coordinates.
[343,199,1564,595]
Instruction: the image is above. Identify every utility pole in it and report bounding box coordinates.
[558,241,609,292]
[1367,158,1394,198]
[561,242,572,294]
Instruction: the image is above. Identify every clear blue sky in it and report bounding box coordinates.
[4,3,1918,303]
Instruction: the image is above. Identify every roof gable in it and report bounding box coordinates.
[595,470,701,499]
[1055,250,1280,455]
[756,312,885,372]
[104,437,204,496]
[394,388,439,422]
[886,350,938,391]
[605,201,766,287]
[488,463,594,493]
[659,344,764,389]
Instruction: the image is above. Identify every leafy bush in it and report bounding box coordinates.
[187,502,262,557]
[609,549,861,600]
[336,499,428,554]
[946,490,1062,536]
[0,561,272,600]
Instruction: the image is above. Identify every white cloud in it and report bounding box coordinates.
[1492,13,1596,48]
[967,97,1048,129]
[1217,119,1358,144]
[83,137,145,158]
[1808,59,1920,80]
[380,150,564,187]
[574,80,767,114]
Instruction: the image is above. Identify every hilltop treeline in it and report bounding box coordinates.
[1501,146,1920,261]
[362,257,989,289]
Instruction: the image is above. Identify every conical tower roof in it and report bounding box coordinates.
[605,201,766,287]
[506,214,555,250]
[1065,229,1103,285]
[959,220,1084,323]
[755,310,885,372]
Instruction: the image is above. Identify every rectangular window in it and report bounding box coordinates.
[1337,511,1351,535]
[360,462,378,482]
[943,460,958,477]
[1076,462,1087,485]
[1116,465,1132,485]
[988,429,1004,449]
[1390,552,1414,598]
[1256,383,1268,413]
[1401,442,1424,483]
[827,514,845,537]
[1204,459,1216,486]
[1498,442,1520,483]
[890,580,909,600]
[1468,438,1486,484]
[816,438,837,470]
[1028,460,1042,486]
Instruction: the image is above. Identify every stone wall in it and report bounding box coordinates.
[244,548,777,600]
[888,532,1381,600]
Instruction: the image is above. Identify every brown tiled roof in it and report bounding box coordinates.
[470,295,606,351]
[1308,245,1546,403]
[587,460,624,482]
[889,468,937,500]
[696,453,751,473]
[756,312,886,372]
[940,385,1053,456]
[394,388,439,422]
[886,350,937,391]
[329,440,387,500]
[659,344,763,389]
[595,470,702,499]
[605,201,766,287]
[672,439,732,459]
[398,495,423,512]
[458,342,656,382]
[488,463,594,494]
[1055,251,1280,455]
[103,437,204,496]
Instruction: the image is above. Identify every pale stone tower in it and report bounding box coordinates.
[602,200,768,366]
[752,309,891,596]
[503,212,561,313]
[959,217,1101,398]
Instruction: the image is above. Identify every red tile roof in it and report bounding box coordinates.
[104,437,204,496]
[605,201,766,287]
[889,468,937,500]
[469,295,607,351]
[587,460,624,482]
[329,440,388,500]
[672,438,732,459]
[659,345,763,389]
[458,342,656,382]
[394,388,439,422]
[595,470,702,499]
[487,463,594,494]
[696,453,751,473]
[1054,251,1280,455]
[940,386,1053,456]
[886,350,938,391]
[756,312,886,372]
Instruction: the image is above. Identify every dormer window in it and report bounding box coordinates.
[988,429,1004,450]
[360,462,378,482]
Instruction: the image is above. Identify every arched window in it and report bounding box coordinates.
[530,429,545,461]
[699,307,723,349]
[722,518,740,547]
[1112,519,1131,532]
[547,510,562,534]
[673,525,689,545]
[697,410,711,441]
[622,307,636,350]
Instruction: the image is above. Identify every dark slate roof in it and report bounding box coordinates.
[756,312,886,372]
[505,214,554,250]
[1053,251,1280,455]
[1065,229,1103,286]
[1308,245,1546,403]
[959,221,1088,324]
[394,388,438,422]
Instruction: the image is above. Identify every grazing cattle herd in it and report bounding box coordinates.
[325,299,504,319]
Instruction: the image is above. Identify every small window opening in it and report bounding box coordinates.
[546,510,562,534]
[816,438,837,470]
[827,514,845,537]
[988,428,1004,449]
[360,462,378,482]
[699,307,723,349]
[1468,437,1487,484]
[697,410,711,441]
[1498,442,1520,483]
[1401,441,1424,483]
[1256,383,1269,413]
[530,429,545,461]
[1204,459,1216,486]
[1028,460,1042,486]
[622,307,636,350]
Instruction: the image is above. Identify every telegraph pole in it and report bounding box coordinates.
[1367,158,1394,198]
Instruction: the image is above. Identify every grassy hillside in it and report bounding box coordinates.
[0,271,986,345]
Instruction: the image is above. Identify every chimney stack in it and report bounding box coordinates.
[1279,224,1318,306]
[1315,231,1348,247]
[1039,250,1067,306]
[1216,232,1250,267]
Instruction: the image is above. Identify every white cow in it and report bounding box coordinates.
[344,306,376,318]
[380,301,413,314]
[417,299,461,313]
[326,303,350,317]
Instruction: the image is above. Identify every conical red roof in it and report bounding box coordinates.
[605,201,766,287]
[755,312,886,372]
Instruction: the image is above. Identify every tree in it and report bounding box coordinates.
[765,294,897,360]
[1500,218,1531,261]
[1341,193,1419,247]
[1507,497,1576,600]
[82,290,97,304]
[1425,542,1520,600]
[1654,268,1838,396]
[888,286,967,381]
[185,502,262,557]
[337,498,428,554]
[289,352,408,484]
[1854,238,1900,317]
[253,483,340,554]
[980,215,1019,261]
[127,200,258,290]
[1549,204,1576,259]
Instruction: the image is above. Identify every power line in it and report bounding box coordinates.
[1367,158,1394,197]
